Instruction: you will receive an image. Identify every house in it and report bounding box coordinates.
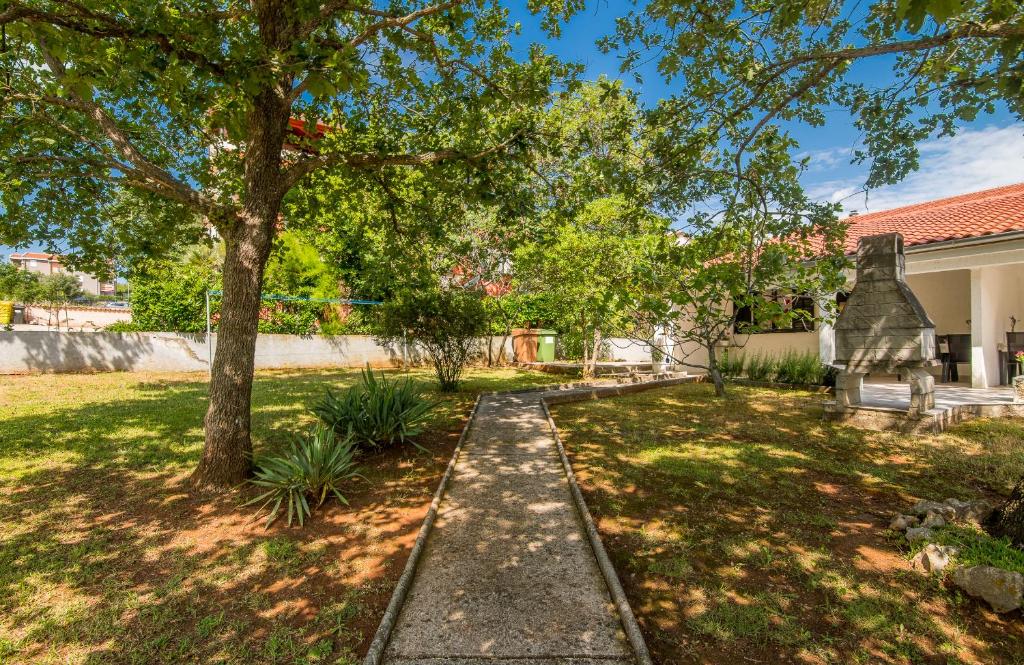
[730,183,1024,388]
[9,252,116,297]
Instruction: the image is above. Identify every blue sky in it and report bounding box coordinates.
[504,1,1024,216]
[6,2,1023,258]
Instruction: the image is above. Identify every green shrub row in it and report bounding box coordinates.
[719,350,833,386]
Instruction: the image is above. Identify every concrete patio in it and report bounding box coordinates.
[860,382,1016,410]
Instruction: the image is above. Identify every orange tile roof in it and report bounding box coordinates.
[840,182,1024,253]
[10,252,59,260]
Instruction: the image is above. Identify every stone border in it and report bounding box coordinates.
[540,398,654,665]
[729,378,833,393]
[362,394,483,665]
[824,400,1024,433]
[364,375,703,665]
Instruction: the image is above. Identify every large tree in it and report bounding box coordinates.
[0,0,577,489]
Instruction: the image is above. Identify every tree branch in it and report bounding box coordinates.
[770,21,1024,70]
[1,1,229,77]
[279,128,525,193]
[32,37,224,216]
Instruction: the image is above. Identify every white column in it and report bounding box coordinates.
[970,268,987,388]
[970,268,1003,388]
[817,297,836,365]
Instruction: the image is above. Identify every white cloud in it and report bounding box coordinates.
[797,145,854,171]
[807,124,1024,215]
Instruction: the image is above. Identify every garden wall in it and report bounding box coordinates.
[0,331,515,374]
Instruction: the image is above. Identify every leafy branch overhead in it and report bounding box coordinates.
[0,0,574,253]
[609,0,1023,199]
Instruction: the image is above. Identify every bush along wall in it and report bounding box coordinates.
[719,350,834,388]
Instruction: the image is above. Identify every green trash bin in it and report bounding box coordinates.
[536,329,557,362]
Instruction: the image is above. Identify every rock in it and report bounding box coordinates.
[944,498,969,510]
[951,566,1024,613]
[961,500,993,525]
[906,526,934,543]
[911,499,946,516]
[889,514,919,530]
[921,511,946,529]
[911,500,955,519]
[910,544,958,574]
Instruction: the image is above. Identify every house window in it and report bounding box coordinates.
[733,292,816,334]
[28,260,38,268]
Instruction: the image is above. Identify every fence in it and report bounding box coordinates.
[0,331,514,374]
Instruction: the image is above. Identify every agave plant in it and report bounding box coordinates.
[245,423,361,528]
[312,366,437,451]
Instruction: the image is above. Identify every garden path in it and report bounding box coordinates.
[379,390,637,665]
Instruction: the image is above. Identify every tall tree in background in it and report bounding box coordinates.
[0,0,577,489]
[603,0,1023,394]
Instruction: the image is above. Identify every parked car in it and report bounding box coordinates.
[104,301,130,309]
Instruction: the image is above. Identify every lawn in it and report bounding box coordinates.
[0,367,553,664]
[552,382,1024,665]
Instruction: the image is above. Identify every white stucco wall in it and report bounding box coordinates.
[0,332,515,374]
[729,331,821,359]
[970,265,1024,387]
[905,270,971,335]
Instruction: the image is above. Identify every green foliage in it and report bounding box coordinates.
[774,351,827,386]
[911,525,1024,575]
[104,320,140,333]
[245,424,361,528]
[130,258,217,333]
[744,354,779,382]
[0,262,39,302]
[728,351,829,385]
[33,273,84,308]
[377,288,489,392]
[312,368,437,452]
[718,350,746,379]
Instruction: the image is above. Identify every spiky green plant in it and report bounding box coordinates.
[745,353,778,382]
[245,424,361,528]
[718,350,745,379]
[312,366,437,451]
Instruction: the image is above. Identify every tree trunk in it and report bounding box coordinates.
[986,477,1024,547]
[189,92,288,491]
[590,327,602,378]
[706,343,727,397]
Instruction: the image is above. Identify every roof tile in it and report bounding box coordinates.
[841,182,1024,253]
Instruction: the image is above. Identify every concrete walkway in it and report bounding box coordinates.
[380,391,637,665]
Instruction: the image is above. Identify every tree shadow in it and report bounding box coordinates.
[2,367,555,663]
[553,382,1024,664]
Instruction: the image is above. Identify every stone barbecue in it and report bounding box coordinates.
[833,232,939,415]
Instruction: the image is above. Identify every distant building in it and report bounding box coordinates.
[9,252,116,296]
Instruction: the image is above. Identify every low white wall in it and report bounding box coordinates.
[0,331,515,374]
[23,305,131,330]
[728,331,821,359]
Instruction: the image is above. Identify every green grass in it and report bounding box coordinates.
[0,367,552,664]
[552,382,1024,665]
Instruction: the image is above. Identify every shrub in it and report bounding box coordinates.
[718,349,745,379]
[376,287,488,392]
[313,367,436,451]
[775,351,824,385]
[105,320,141,332]
[744,353,778,381]
[245,424,361,527]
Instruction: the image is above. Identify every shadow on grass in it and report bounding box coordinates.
[0,366,550,663]
[553,382,1024,664]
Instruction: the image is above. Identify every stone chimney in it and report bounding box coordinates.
[833,233,938,415]
[834,233,936,372]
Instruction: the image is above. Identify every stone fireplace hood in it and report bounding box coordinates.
[834,233,937,373]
